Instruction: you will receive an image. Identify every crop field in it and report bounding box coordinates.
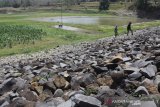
[0,25,46,48]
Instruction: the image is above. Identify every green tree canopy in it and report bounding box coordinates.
[99,0,110,11]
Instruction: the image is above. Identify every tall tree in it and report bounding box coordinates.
[99,0,110,11]
[135,0,149,10]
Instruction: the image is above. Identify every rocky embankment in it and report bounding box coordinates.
[1,27,160,107]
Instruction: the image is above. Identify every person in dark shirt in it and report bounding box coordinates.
[127,22,133,36]
[114,25,118,37]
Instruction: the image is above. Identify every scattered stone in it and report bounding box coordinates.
[65,90,85,99]
[124,67,140,74]
[53,75,69,89]
[97,76,113,86]
[14,77,27,91]
[154,50,160,56]
[0,78,17,95]
[19,90,38,102]
[7,97,36,107]
[97,86,115,98]
[132,60,152,68]
[128,71,142,80]
[134,86,149,96]
[92,65,108,74]
[0,101,9,107]
[79,73,96,87]
[154,75,160,85]
[140,65,157,78]
[44,81,56,92]
[30,82,43,95]
[142,82,159,94]
[57,99,75,107]
[0,27,160,106]
[36,97,65,107]
[39,93,50,101]
[53,89,64,97]
[60,63,67,68]
[73,94,101,107]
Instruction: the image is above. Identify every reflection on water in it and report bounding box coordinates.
[34,16,149,26]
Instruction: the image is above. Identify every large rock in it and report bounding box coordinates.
[142,78,158,94]
[14,77,27,91]
[132,60,152,68]
[0,78,17,96]
[86,83,99,95]
[72,94,102,107]
[154,50,160,56]
[131,47,141,55]
[36,97,65,107]
[140,65,157,78]
[79,73,96,87]
[53,89,64,97]
[58,71,71,80]
[60,63,68,68]
[124,67,140,74]
[0,101,9,107]
[91,65,108,74]
[57,100,75,107]
[19,90,38,102]
[7,97,36,107]
[134,86,149,97]
[53,75,69,89]
[142,82,159,94]
[64,90,85,100]
[44,81,56,93]
[70,76,81,90]
[23,65,32,73]
[116,88,129,97]
[39,93,50,101]
[30,82,43,95]
[97,76,113,87]
[97,86,115,104]
[128,71,142,80]
[154,75,160,85]
[98,86,110,94]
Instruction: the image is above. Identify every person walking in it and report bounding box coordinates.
[114,25,118,37]
[127,22,133,36]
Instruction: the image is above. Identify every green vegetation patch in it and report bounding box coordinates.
[0,25,46,48]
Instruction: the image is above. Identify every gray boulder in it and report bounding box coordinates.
[141,65,157,78]
[53,89,64,98]
[57,100,75,107]
[36,97,65,107]
[72,94,101,107]
[0,78,17,95]
[134,86,149,96]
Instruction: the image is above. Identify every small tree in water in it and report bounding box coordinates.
[99,0,110,11]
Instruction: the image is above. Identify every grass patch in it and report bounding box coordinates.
[0,10,159,57]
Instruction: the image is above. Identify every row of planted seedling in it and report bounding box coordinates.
[0,25,47,48]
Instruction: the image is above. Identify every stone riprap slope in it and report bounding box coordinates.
[1,27,160,107]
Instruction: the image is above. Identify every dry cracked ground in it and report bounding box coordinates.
[1,27,160,107]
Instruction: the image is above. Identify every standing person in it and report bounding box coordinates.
[114,25,118,37]
[127,22,133,36]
